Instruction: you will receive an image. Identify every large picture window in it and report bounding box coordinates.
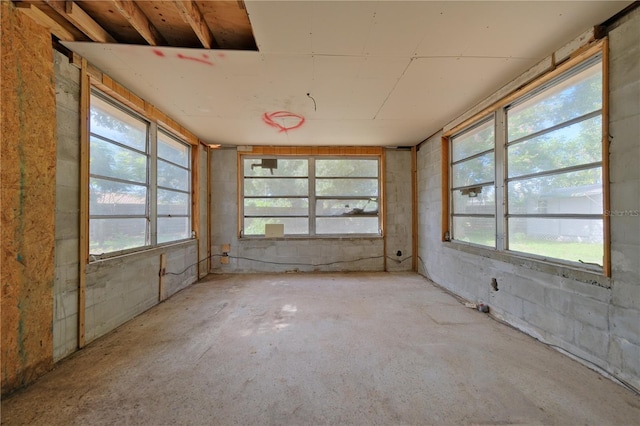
[446,49,606,272]
[242,156,380,236]
[89,91,192,257]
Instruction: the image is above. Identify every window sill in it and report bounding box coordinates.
[239,234,383,241]
[87,239,197,266]
[443,241,611,288]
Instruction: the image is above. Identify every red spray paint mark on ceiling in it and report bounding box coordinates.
[176,53,214,66]
[152,49,165,57]
[262,111,306,132]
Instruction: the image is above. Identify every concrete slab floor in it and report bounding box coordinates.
[2,272,639,425]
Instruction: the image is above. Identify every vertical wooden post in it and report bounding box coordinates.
[411,146,418,272]
[601,37,611,277]
[206,146,212,272]
[381,150,387,271]
[191,142,201,277]
[78,58,89,348]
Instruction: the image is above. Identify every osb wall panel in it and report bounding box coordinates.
[1,2,57,395]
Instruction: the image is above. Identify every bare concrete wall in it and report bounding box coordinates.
[1,2,56,395]
[385,149,413,272]
[210,148,387,273]
[417,9,640,391]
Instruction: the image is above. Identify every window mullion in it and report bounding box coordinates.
[495,109,506,251]
[309,158,316,236]
[149,122,158,246]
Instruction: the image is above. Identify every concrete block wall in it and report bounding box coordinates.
[416,9,640,391]
[384,149,413,272]
[53,50,81,360]
[210,148,386,273]
[52,53,201,354]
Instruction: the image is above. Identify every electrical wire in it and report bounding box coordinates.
[306,93,317,111]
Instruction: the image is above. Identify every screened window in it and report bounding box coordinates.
[447,51,605,270]
[89,91,192,257]
[242,157,380,236]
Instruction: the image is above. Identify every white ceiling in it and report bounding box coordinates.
[64,1,631,147]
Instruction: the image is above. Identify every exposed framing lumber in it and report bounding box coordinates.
[41,0,115,43]
[411,146,418,272]
[78,58,90,348]
[16,3,76,41]
[206,146,212,273]
[173,0,218,49]
[602,37,611,277]
[112,0,167,46]
[191,143,201,275]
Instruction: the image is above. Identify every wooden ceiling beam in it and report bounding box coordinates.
[111,0,167,46]
[15,2,76,41]
[173,0,218,49]
[42,1,116,43]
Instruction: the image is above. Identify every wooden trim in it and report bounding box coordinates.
[602,37,611,277]
[78,58,90,348]
[244,146,383,156]
[444,39,606,138]
[206,146,212,272]
[112,0,167,46]
[381,150,387,271]
[191,143,200,275]
[441,136,450,242]
[173,0,218,49]
[237,151,243,238]
[411,146,418,271]
[17,3,77,41]
[86,65,198,145]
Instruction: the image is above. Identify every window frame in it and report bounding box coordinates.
[239,151,383,238]
[442,40,610,276]
[88,89,194,260]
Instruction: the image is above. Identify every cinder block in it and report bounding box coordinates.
[523,300,574,343]
[611,306,640,345]
[610,81,640,122]
[574,321,610,360]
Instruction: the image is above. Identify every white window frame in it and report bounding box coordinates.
[240,155,382,238]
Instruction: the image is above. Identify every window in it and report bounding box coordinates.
[446,49,606,271]
[89,91,192,257]
[242,156,381,236]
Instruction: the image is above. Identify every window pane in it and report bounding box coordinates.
[507,61,602,142]
[158,160,189,191]
[158,132,189,167]
[244,217,308,235]
[244,198,308,216]
[316,198,378,216]
[90,95,147,151]
[452,216,495,247]
[244,159,308,177]
[452,152,494,188]
[508,115,602,178]
[90,178,147,216]
[158,189,189,216]
[452,185,495,215]
[90,218,148,254]
[157,217,190,243]
[244,178,308,196]
[316,159,378,177]
[508,217,603,265]
[316,178,378,197]
[316,217,379,234]
[90,137,147,183]
[452,118,494,162]
[507,168,602,214]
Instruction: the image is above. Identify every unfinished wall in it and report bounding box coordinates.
[417,9,640,391]
[1,2,57,394]
[53,50,81,361]
[198,145,209,278]
[210,148,387,273]
[385,149,413,272]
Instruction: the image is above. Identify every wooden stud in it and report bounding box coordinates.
[380,150,387,271]
[206,146,212,273]
[173,0,218,49]
[441,136,450,242]
[411,146,418,272]
[159,253,166,301]
[112,0,167,46]
[602,37,611,277]
[191,143,201,275]
[237,151,243,238]
[17,3,76,41]
[62,1,116,43]
[78,58,90,348]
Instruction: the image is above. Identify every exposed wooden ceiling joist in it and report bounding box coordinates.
[111,0,167,46]
[42,1,116,43]
[173,0,218,49]
[16,2,77,41]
